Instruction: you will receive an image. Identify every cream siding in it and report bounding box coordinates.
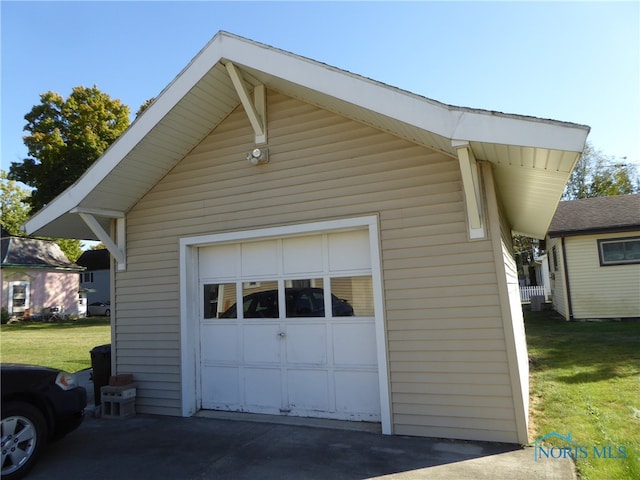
[117,91,522,442]
[562,232,640,319]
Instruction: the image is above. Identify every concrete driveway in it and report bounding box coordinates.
[26,370,575,479]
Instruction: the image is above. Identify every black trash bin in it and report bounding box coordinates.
[90,344,112,406]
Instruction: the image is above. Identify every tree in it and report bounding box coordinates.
[563,143,639,200]
[1,170,82,261]
[1,170,31,235]
[135,97,155,118]
[8,86,130,212]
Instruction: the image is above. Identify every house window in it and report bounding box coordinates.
[552,246,559,271]
[81,272,94,283]
[598,237,640,266]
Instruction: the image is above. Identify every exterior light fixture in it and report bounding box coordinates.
[247,147,269,165]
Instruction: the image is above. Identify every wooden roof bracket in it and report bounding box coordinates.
[225,61,267,145]
[73,208,126,271]
[452,140,485,239]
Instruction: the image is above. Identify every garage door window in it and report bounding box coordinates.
[203,283,237,319]
[202,276,374,319]
[331,276,374,317]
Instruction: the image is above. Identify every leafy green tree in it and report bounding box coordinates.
[8,85,130,212]
[563,143,639,200]
[56,238,83,262]
[1,170,31,235]
[135,97,155,118]
[1,171,82,260]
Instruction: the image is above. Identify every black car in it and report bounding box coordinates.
[220,287,354,318]
[1,364,87,479]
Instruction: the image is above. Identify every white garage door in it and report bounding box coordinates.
[198,229,381,422]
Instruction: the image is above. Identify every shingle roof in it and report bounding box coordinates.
[76,249,110,270]
[1,234,84,271]
[547,194,640,237]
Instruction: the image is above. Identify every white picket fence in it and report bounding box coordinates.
[520,285,545,302]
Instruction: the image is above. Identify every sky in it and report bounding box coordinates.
[1,1,639,175]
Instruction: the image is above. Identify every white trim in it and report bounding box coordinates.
[24,32,589,239]
[225,62,267,144]
[179,216,392,434]
[8,281,30,316]
[221,33,589,151]
[78,213,126,270]
[453,141,485,240]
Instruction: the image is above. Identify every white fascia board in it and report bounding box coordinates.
[220,36,459,140]
[25,31,590,236]
[25,37,226,236]
[220,34,589,153]
[452,110,590,152]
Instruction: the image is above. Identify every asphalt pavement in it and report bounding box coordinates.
[26,369,576,480]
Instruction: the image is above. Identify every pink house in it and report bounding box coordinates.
[1,230,85,320]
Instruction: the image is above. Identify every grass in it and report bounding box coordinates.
[525,307,640,480]
[2,308,638,478]
[0,317,111,373]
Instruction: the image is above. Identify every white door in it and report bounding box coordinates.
[198,230,380,422]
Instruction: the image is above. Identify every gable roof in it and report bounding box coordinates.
[548,194,640,237]
[1,234,84,271]
[76,248,110,270]
[24,31,589,240]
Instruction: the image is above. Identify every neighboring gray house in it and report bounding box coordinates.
[77,249,111,305]
[546,194,640,320]
[23,32,590,444]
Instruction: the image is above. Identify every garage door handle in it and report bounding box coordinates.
[278,332,286,338]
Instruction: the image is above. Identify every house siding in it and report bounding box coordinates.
[1,269,81,317]
[564,231,640,319]
[118,91,521,442]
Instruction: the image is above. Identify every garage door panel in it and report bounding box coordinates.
[241,240,279,276]
[333,322,378,366]
[334,371,381,417]
[244,368,281,409]
[201,324,238,363]
[199,226,381,423]
[199,244,238,278]
[283,236,324,274]
[287,369,329,412]
[285,324,327,364]
[328,230,371,271]
[201,366,240,407]
[243,324,281,363]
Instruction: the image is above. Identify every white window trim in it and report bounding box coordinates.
[8,281,30,316]
[179,215,392,434]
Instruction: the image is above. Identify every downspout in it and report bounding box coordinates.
[560,237,574,320]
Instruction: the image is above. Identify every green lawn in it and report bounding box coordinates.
[525,307,640,480]
[0,317,111,373]
[2,309,638,478]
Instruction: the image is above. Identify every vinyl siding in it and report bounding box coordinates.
[117,91,521,442]
[565,232,640,319]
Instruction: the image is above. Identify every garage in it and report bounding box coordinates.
[190,219,389,424]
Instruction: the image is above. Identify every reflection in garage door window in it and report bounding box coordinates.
[203,283,237,319]
[331,276,374,317]
[242,281,278,318]
[285,279,324,317]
